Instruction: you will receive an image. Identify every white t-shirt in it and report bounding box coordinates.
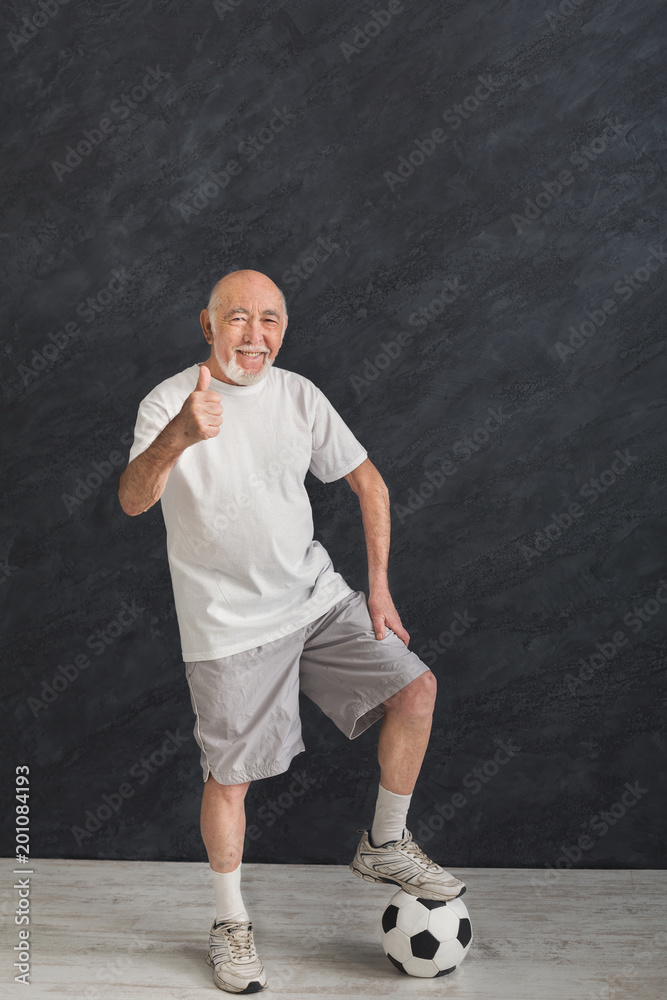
[128,362,368,661]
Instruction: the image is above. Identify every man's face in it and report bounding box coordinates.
[201,279,287,386]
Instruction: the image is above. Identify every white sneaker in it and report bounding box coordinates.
[349,826,466,901]
[206,918,268,994]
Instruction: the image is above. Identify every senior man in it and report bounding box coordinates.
[118,269,465,994]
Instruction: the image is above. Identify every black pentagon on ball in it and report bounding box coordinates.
[457,917,472,948]
[387,954,407,974]
[416,897,448,910]
[382,904,399,933]
[435,965,457,976]
[410,928,440,960]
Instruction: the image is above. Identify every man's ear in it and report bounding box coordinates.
[200,309,213,344]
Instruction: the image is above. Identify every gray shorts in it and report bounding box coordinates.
[184,589,432,785]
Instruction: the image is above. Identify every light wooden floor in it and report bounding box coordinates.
[2,860,665,998]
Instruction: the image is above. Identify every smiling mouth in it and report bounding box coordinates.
[237,350,266,359]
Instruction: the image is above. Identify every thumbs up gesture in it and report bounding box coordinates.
[173,365,223,446]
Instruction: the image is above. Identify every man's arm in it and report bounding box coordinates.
[344,458,410,645]
[118,365,223,516]
[118,422,189,516]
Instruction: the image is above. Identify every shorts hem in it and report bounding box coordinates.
[201,743,306,785]
[345,661,433,740]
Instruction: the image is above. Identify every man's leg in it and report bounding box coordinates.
[294,591,464,898]
[184,635,306,994]
[378,670,437,794]
[200,775,268,992]
[369,670,437,847]
[201,774,250,871]
[201,775,251,921]
[350,668,465,899]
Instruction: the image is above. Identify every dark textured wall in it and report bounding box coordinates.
[2,0,665,872]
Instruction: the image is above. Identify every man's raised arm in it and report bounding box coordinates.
[118,365,222,516]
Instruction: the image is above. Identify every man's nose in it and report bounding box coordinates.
[243,320,266,340]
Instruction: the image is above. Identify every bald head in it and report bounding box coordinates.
[206,269,287,318]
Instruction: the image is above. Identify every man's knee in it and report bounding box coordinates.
[382,670,437,715]
[205,774,251,801]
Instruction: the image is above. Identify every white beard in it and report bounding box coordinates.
[212,342,273,385]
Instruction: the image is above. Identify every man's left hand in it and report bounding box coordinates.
[367,590,410,646]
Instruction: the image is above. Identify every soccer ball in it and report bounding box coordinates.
[380,889,473,977]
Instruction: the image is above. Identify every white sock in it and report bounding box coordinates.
[210,862,249,924]
[369,783,412,847]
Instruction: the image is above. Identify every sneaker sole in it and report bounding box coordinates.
[206,952,268,993]
[349,861,466,901]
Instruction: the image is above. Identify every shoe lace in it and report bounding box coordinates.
[214,921,257,961]
[399,831,442,873]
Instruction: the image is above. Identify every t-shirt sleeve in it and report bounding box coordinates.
[308,385,368,483]
[128,395,173,463]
